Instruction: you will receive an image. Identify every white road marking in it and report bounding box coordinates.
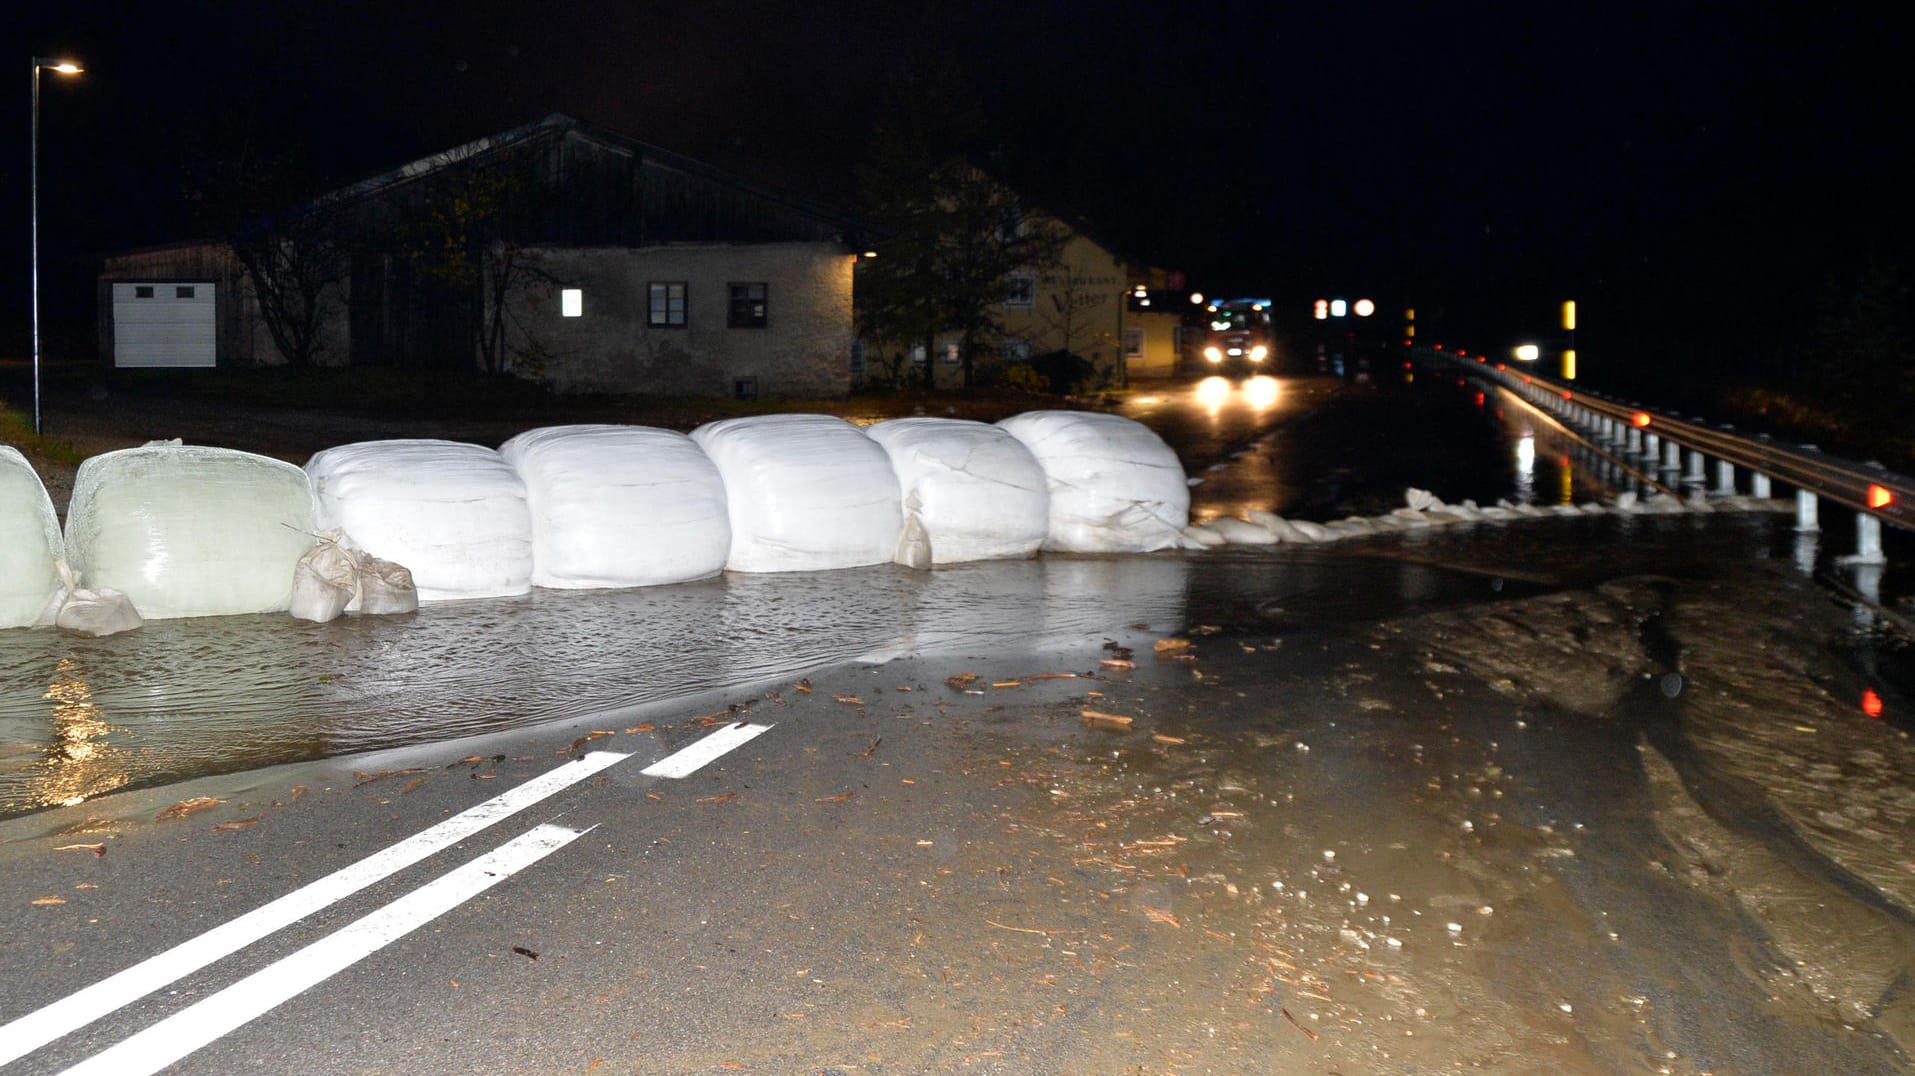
[57,823,588,1076]
[0,750,629,1068]
[640,722,772,779]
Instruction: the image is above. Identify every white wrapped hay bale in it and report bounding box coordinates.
[0,446,64,628]
[691,414,901,573]
[996,411,1190,553]
[305,440,531,601]
[865,418,1048,565]
[501,425,730,588]
[63,444,317,619]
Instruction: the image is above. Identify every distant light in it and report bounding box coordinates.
[1456,348,1467,356]
[1139,298,1151,306]
[1190,292,1205,305]
[1862,689,1885,719]
[1313,299,1329,320]
[1404,308,1415,321]
[1562,300,1577,331]
[1514,343,1540,362]
[1204,346,1224,363]
[1402,338,1413,346]
[561,288,583,317]
[1405,324,1415,337]
[1562,348,1577,380]
[1249,345,1268,361]
[1207,304,1218,313]
[1632,411,1651,428]
[1251,303,1264,312]
[861,250,878,258]
[1433,343,1444,351]
[48,61,84,75]
[1353,298,1375,317]
[1868,484,1894,509]
[1330,299,1348,318]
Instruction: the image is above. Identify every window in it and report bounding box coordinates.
[1004,273,1035,310]
[1123,327,1145,359]
[134,285,154,299]
[1002,337,1031,364]
[175,286,196,299]
[728,283,767,328]
[561,288,583,317]
[648,282,687,327]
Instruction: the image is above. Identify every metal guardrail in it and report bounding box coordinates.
[1421,348,1915,534]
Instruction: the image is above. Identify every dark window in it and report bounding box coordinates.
[134,285,154,299]
[175,285,196,299]
[648,282,687,327]
[1004,273,1035,310]
[728,283,767,329]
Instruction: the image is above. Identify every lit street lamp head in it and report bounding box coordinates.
[34,58,85,75]
[30,55,85,437]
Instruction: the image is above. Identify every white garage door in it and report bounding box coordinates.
[113,282,216,367]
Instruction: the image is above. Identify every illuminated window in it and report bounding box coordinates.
[647,282,687,327]
[1004,273,1036,310]
[561,288,583,317]
[728,283,768,328]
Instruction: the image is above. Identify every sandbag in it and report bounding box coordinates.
[501,425,730,588]
[0,446,63,629]
[865,418,1048,565]
[52,562,143,637]
[690,415,901,573]
[289,533,358,623]
[349,552,418,615]
[63,444,317,619]
[305,440,531,602]
[996,411,1190,553]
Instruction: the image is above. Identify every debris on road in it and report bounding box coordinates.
[156,796,222,820]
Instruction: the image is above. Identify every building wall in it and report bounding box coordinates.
[507,242,855,397]
[99,243,351,369]
[997,232,1126,386]
[1126,309,1182,379]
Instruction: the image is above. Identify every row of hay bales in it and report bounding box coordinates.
[1,412,1190,629]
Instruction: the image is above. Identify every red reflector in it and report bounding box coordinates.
[1457,349,1467,356]
[1632,412,1651,428]
[1457,379,1466,387]
[1868,484,1893,509]
[1561,391,1573,400]
[1474,392,1485,406]
[1495,363,1506,371]
[1863,689,1885,719]
[1522,375,1531,384]
[1403,361,1413,369]
[1433,344,1444,351]
[1477,356,1487,363]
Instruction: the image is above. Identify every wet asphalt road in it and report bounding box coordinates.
[4,375,1915,1073]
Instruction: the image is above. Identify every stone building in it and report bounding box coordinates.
[98,114,867,398]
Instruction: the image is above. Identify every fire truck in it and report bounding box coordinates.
[1185,298,1276,377]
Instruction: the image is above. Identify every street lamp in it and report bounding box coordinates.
[31,56,83,436]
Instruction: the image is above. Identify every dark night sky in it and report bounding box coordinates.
[5,1,1907,394]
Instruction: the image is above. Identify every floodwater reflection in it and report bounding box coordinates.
[0,557,1192,817]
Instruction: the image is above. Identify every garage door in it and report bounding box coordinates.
[113,282,216,367]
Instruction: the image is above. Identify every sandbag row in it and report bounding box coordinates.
[1,410,1191,626]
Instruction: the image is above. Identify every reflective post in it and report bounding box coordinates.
[1684,449,1706,485]
[1750,473,1772,499]
[1662,441,1681,470]
[1796,490,1820,532]
[1853,512,1886,565]
[1713,459,1735,496]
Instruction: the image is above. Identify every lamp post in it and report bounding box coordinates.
[31,56,83,436]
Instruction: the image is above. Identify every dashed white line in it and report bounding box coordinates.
[57,823,589,1076]
[641,722,772,778]
[0,749,630,1068]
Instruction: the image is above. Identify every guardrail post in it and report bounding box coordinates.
[1750,473,1772,498]
[1852,513,1887,565]
[1662,442,1681,470]
[1796,490,1819,532]
[1627,427,1643,454]
[1713,459,1735,495]
[1644,433,1660,460]
[1685,449,1706,485]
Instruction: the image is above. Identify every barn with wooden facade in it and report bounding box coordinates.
[98,114,868,398]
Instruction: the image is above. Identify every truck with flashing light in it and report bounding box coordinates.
[1184,298,1276,377]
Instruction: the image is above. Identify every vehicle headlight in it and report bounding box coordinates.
[1204,347,1223,363]
[1250,345,1268,362]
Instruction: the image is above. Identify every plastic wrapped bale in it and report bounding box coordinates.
[864,418,1048,565]
[996,411,1190,553]
[63,444,317,619]
[0,446,63,628]
[690,414,901,573]
[501,425,730,588]
[305,440,531,601]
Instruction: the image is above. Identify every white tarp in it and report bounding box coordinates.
[0,446,63,628]
[865,418,1048,564]
[996,411,1190,553]
[305,440,531,601]
[691,414,901,573]
[63,444,317,619]
[501,425,730,588]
